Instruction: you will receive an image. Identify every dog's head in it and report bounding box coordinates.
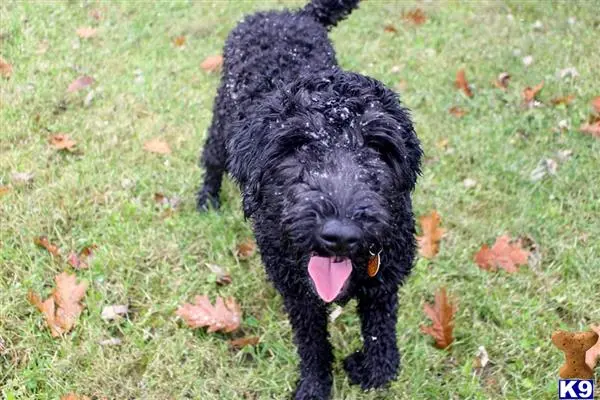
[228,70,422,302]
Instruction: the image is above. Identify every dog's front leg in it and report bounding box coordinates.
[284,297,333,400]
[344,287,400,389]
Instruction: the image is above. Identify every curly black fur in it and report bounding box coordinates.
[197,1,422,398]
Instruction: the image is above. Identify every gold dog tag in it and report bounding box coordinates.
[367,253,380,277]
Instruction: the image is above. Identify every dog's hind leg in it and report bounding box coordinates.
[343,288,400,389]
[197,100,227,211]
[284,297,333,400]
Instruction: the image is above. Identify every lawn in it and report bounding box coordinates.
[1,1,599,399]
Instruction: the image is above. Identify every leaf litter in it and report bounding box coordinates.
[420,287,457,349]
[143,138,172,154]
[34,236,61,258]
[67,76,95,93]
[416,210,445,259]
[474,235,529,273]
[455,69,473,97]
[49,134,77,151]
[28,272,87,337]
[176,295,242,333]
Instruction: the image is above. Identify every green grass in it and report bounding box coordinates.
[1,1,599,399]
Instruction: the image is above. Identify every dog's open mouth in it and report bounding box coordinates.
[307,255,352,303]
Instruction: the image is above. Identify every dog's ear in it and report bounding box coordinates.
[227,118,266,218]
[361,101,422,192]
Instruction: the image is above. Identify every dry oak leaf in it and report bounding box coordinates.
[28,272,88,337]
[67,75,95,92]
[420,287,457,349]
[176,295,241,333]
[474,235,529,273]
[143,138,172,154]
[49,134,77,151]
[580,121,600,138]
[76,27,97,39]
[229,336,260,349]
[449,106,467,118]
[586,324,600,370]
[402,8,427,25]
[522,81,544,103]
[236,238,256,260]
[0,57,13,78]
[493,72,511,90]
[200,55,223,72]
[67,245,97,270]
[34,236,61,258]
[592,96,600,114]
[383,24,398,33]
[173,35,186,47]
[455,69,473,98]
[416,210,445,259]
[550,95,575,106]
[61,395,90,400]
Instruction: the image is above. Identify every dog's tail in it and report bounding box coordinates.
[302,0,360,28]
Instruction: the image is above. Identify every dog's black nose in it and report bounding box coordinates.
[319,219,362,253]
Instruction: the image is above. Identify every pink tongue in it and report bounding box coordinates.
[308,256,353,302]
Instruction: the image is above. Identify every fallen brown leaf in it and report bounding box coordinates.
[61,394,90,400]
[0,57,13,78]
[49,134,77,151]
[448,106,467,118]
[229,336,260,349]
[0,186,10,197]
[201,55,223,72]
[550,95,575,106]
[28,272,87,337]
[416,210,445,259]
[522,81,544,103]
[592,97,600,114]
[586,324,600,370]
[154,192,181,208]
[455,69,473,97]
[67,245,97,269]
[580,121,600,138]
[493,72,511,90]
[383,24,398,33]
[236,238,256,260]
[402,8,427,25]
[76,27,97,39]
[420,287,457,349]
[67,75,95,93]
[143,138,172,154]
[474,235,529,273]
[176,295,242,333]
[173,35,186,47]
[206,263,232,286]
[34,236,61,258]
[89,9,103,21]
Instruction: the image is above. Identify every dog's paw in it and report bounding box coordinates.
[343,351,398,390]
[196,190,220,212]
[294,376,332,400]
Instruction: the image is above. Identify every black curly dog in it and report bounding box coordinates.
[197,0,422,398]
